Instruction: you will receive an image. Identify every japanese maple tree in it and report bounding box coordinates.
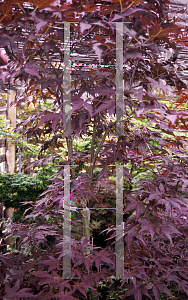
[0,0,188,299]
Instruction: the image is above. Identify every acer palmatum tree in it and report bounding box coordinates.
[1,0,188,299]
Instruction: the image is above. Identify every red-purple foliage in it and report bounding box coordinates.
[0,0,188,299]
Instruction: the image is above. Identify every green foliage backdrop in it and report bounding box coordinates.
[0,167,53,222]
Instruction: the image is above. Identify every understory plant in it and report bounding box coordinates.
[1,0,188,299]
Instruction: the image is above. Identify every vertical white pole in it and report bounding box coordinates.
[116,22,124,136]
[63,165,71,279]
[116,165,124,278]
[63,22,72,279]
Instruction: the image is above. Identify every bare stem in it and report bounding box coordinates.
[89,118,97,178]
[89,127,110,179]
[81,209,90,254]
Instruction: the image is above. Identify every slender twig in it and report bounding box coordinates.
[89,127,110,179]
[46,87,62,106]
[94,128,110,160]
[89,118,97,178]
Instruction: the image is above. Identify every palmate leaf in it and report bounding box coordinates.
[80,22,92,33]
[91,271,110,287]
[0,0,12,22]
[152,284,160,300]
[158,284,172,297]
[155,197,186,212]
[122,286,136,299]
[149,24,182,39]
[122,284,152,300]
[29,0,60,9]
[34,112,63,133]
[72,282,95,299]
[54,294,78,300]
[160,225,181,244]
[24,67,41,79]
[4,280,34,299]
[90,249,115,272]
[111,8,145,21]
[39,255,61,272]
[139,219,156,241]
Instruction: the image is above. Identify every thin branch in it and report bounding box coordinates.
[89,118,97,178]
[46,87,61,105]
[89,127,110,179]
